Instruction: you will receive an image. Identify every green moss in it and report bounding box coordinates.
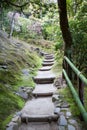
[2,114,13,130]
[0,31,43,130]
[20,38,54,53]
[52,53,62,76]
[58,87,80,116]
[0,85,25,130]
[14,75,35,90]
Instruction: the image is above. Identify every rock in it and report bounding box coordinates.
[59,112,65,116]
[61,108,69,111]
[26,89,32,94]
[61,102,70,108]
[63,83,67,88]
[68,119,77,125]
[68,125,76,130]
[58,126,66,130]
[58,115,67,126]
[54,77,67,88]
[66,112,72,117]
[54,107,60,115]
[39,51,44,56]
[58,99,63,103]
[12,116,19,122]
[54,100,59,104]
[52,95,59,102]
[15,42,22,47]
[16,86,33,99]
[26,87,33,91]
[6,123,18,130]
[0,65,7,69]
[55,103,61,107]
[58,94,64,98]
[30,46,34,51]
[22,69,29,76]
[6,122,17,127]
[54,77,62,88]
[22,88,26,92]
[34,48,40,53]
[16,111,22,116]
[16,91,28,100]
[20,86,24,89]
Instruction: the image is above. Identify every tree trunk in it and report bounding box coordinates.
[8,12,16,38]
[57,0,73,59]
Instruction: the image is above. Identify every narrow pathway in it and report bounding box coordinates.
[19,54,58,130]
[7,53,86,130]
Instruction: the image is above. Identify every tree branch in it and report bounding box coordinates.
[3,0,29,8]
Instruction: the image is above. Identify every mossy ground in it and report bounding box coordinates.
[58,87,80,116]
[52,51,63,76]
[19,37,55,53]
[0,31,42,130]
[53,52,84,117]
[52,58,62,76]
[0,85,25,130]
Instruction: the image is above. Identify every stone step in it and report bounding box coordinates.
[19,122,58,130]
[33,92,54,97]
[21,98,58,123]
[45,56,54,60]
[39,66,52,71]
[33,77,55,84]
[43,59,54,62]
[32,84,56,97]
[33,71,55,84]
[44,53,54,56]
[44,54,54,57]
[21,114,58,123]
[42,62,54,66]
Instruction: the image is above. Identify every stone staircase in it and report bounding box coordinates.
[18,53,58,130]
[6,53,86,130]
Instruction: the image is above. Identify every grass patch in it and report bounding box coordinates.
[19,76,35,88]
[14,72,36,90]
[0,86,25,130]
[58,87,80,116]
[2,114,13,129]
[84,87,87,111]
[52,53,62,76]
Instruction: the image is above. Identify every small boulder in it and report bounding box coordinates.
[58,115,67,126]
[68,125,75,130]
[16,91,28,100]
[6,123,18,130]
[66,112,72,117]
[54,107,60,115]
[52,95,59,102]
[61,102,70,108]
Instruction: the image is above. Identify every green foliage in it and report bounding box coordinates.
[70,1,87,76]
[66,0,83,17]
[42,21,53,40]
[54,42,63,51]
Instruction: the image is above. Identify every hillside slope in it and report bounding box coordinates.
[0,31,42,130]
